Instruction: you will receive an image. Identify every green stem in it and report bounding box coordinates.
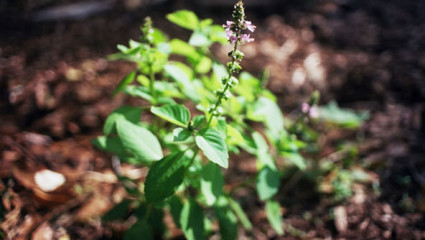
[206,41,239,128]
[143,204,153,222]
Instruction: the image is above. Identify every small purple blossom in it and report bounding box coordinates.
[301,102,319,119]
[244,20,256,32]
[241,34,254,43]
[301,102,310,113]
[309,106,319,118]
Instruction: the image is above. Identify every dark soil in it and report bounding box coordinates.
[1,0,424,239]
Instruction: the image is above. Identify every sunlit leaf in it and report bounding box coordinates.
[167,10,199,30]
[151,104,191,127]
[228,198,252,230]
[265,200,284,235]
[318,101,369,128]
[117,118,163,162]
[103,106,141,135]
[196,128,229,168]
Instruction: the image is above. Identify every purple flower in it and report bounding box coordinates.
[301,102,319,118]
[244,21,256,32]
[309,106,319,118]
[229,35,238,44]
[241,34,254,43]
[301,102,310,113]
[223,21,234,30]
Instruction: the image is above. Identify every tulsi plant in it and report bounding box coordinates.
[93,1,369,239]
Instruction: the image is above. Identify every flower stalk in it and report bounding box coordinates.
[207,0,255,126]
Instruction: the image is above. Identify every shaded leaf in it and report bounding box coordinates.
[215,197,237,240]
[256,166,280,201]
[180,198,205,240]
[145,152,187,203]
[124,219,153,240]
[201,162,224,206]
[102,199,132,222]
[113,71,136,95]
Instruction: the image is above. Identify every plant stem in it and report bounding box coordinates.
[206,41,239,128]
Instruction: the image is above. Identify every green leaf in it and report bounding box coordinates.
[117,118,163,162]
[248,97,284,139]
[265,200,284,235]
[226,125,245,146]
[196,128,229,168]
[151,28,167,45]
[103,106,141,135]
[195,56,212,74]
[151,104,191,127]
[124,219,153,240]
[189,31,211,47]
[145,152,187,203]
[200,162,224,206]
[215,197,238,240]
[192,115,206,128]
[91,136,126,156]
[113,71,136,95]
[318,101,369,128]
[252,132,276,169]
[180,198,205,240]
[170,39,199,59]
[102,199,131,222]
[281,152,307,170]
[256,166,280,201]
[173,128,191,142]
[168,196,183,228]
[210,25,227,43]
[167,10,199,30]
[228,198,252,230]
[164,63,200,102]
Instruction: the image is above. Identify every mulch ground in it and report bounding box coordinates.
[0,0,424,239]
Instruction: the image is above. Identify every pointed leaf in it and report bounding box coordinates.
[180,198,205,240]
[256,166,280,201]
[151,104,190,127]
[117,118,163,162]
[91,136,126,156]
[201,162,224,206]
[265,200,284,235]
[102,199,132,222]
[124,219,153,240]
[281,152,307,170]
[249,97,284,139]
[228,198,253,230]
[164,63,200,101]
[196,128,229,168]
[113,71,136,95]
[103,106,141,135]
[166,10,199,30]
[173,128,191,142]
[145,152,187,203]
[215,197,237,240]
[252,132,276,169]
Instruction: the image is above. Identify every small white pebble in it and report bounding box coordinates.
[34,169,66,192]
